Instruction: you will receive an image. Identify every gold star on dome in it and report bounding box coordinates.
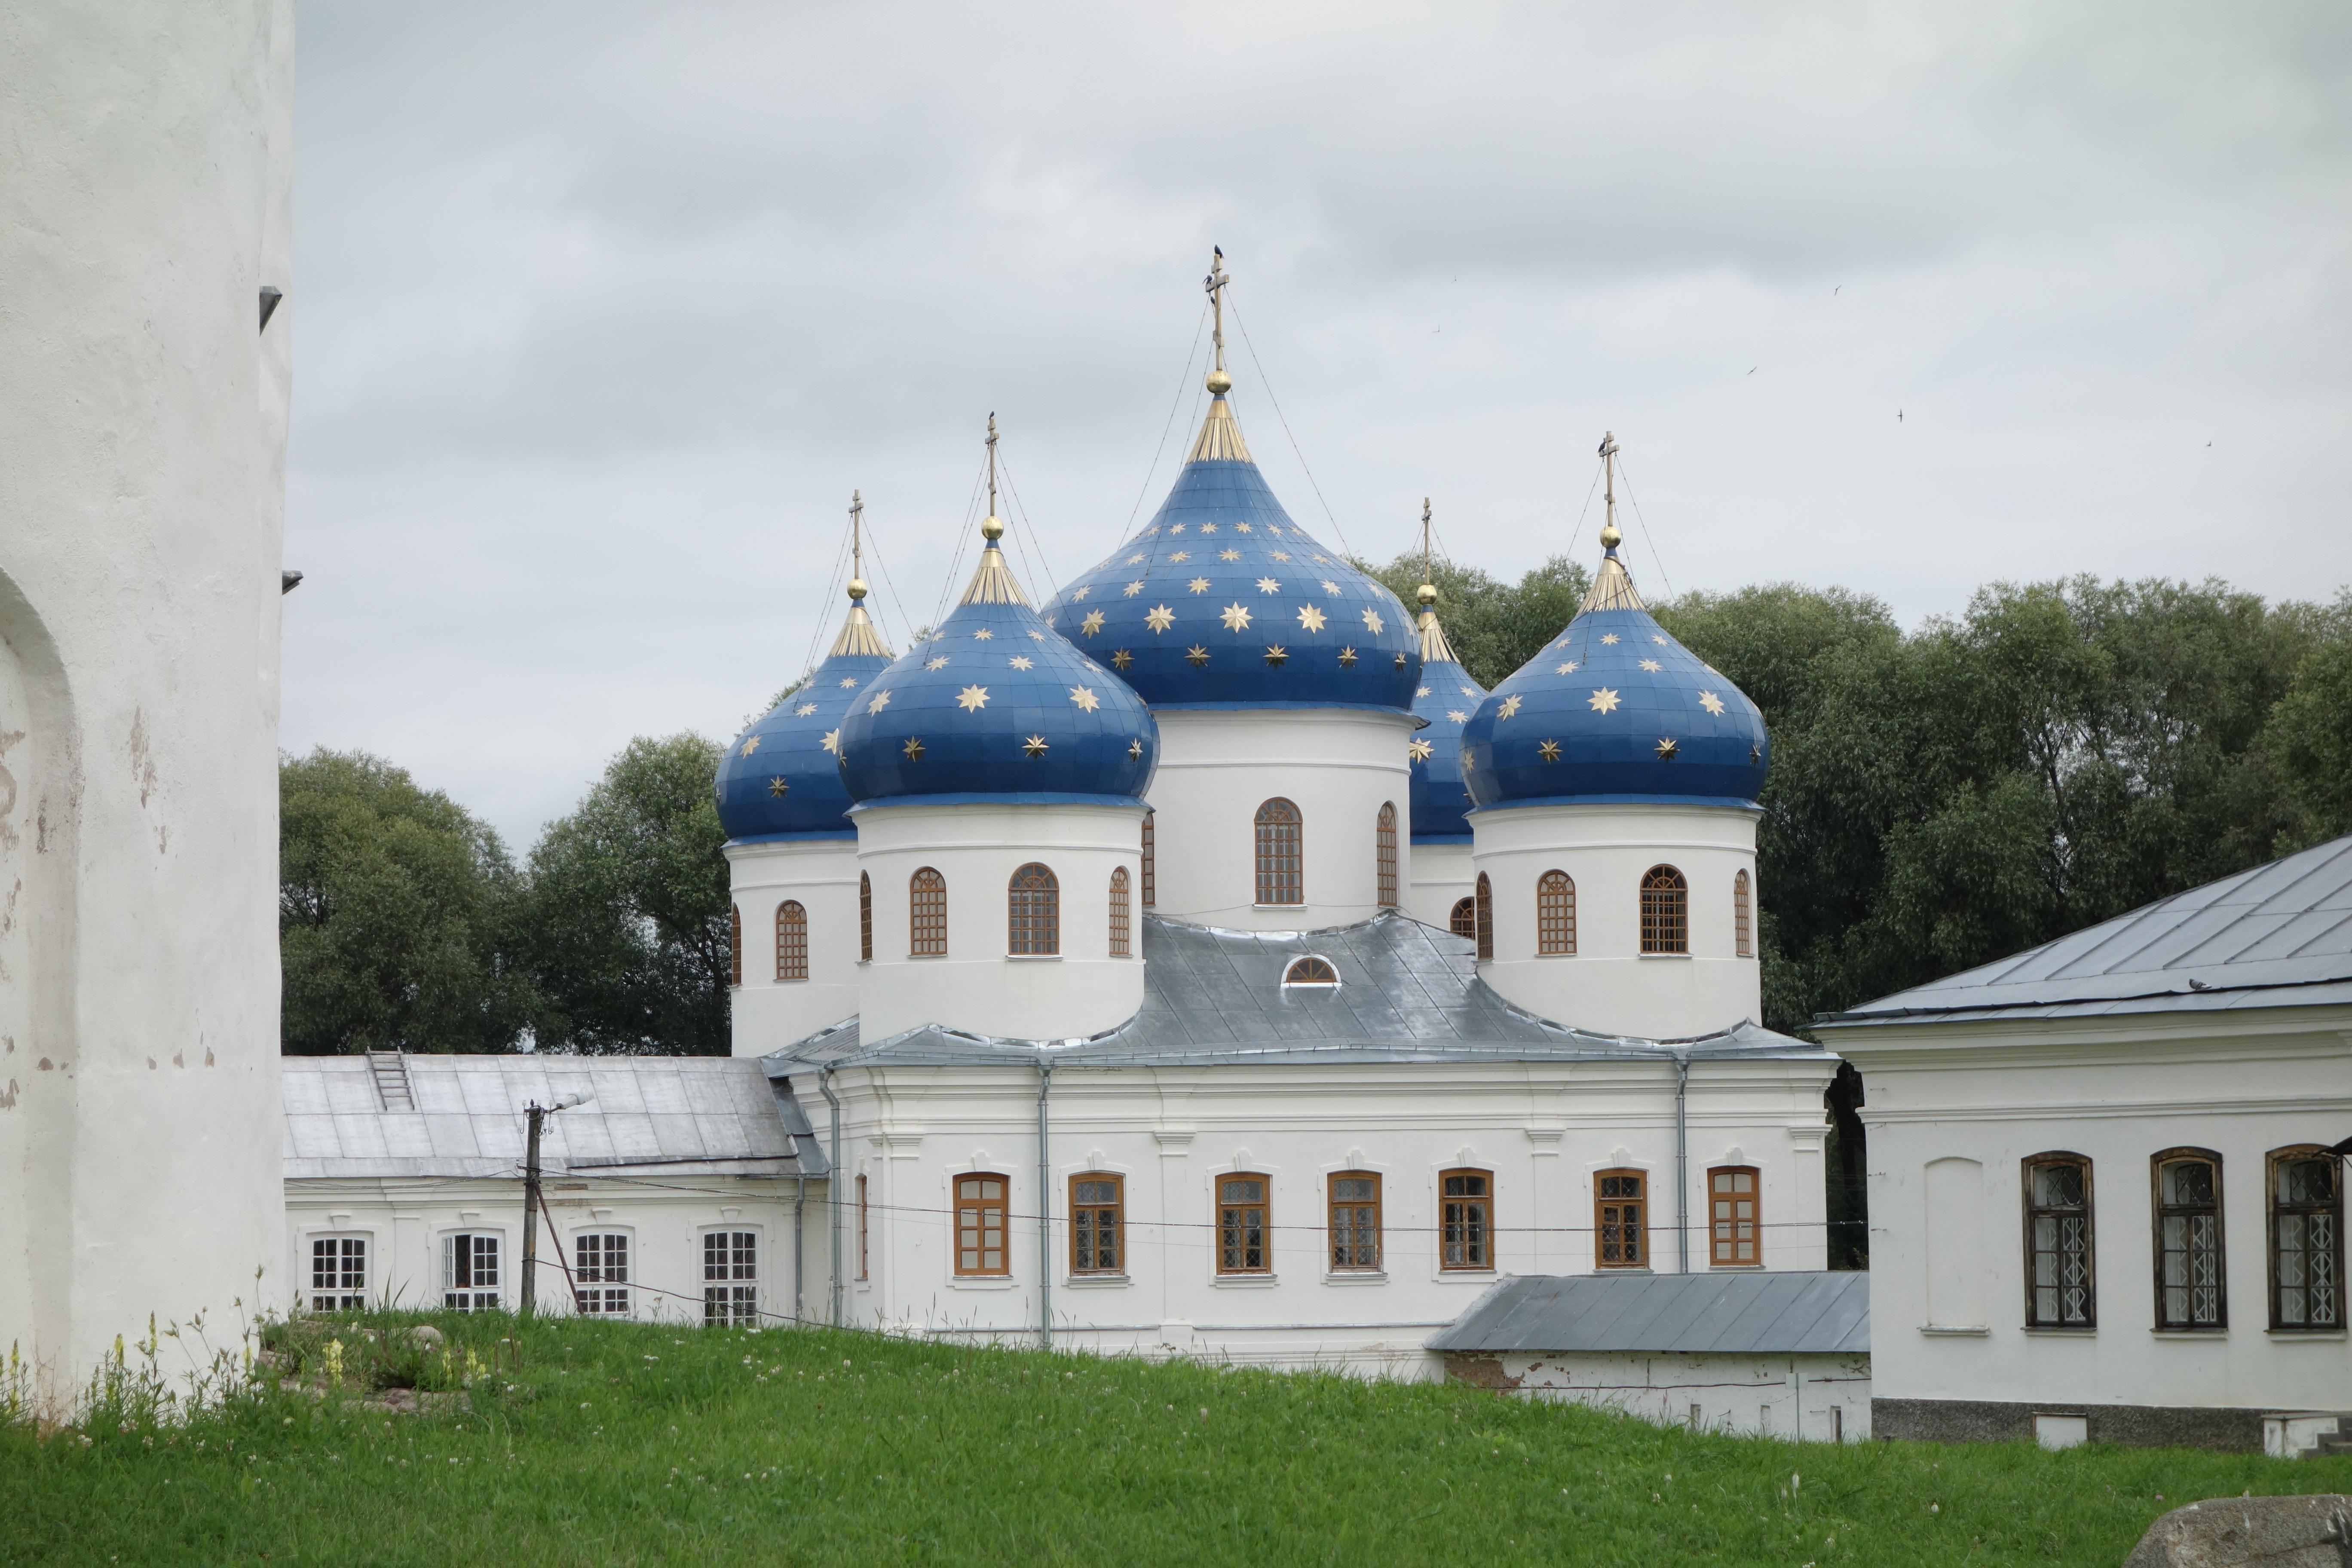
[1600,633,1620,645]
[903,737,925,761]
[1112,648,1133,670]
[1750,743,1762,764]
[866,690,892,715]
[1186,645,1210,667]
[1408,738,1433,762]
[1555,662,1579,675]
[1256,577,1281,594]
[1218,549,1241,561]
[1538,739,1561,762]
[1638,658,1663,672]
[1069,686,1099,712]
[1351,607,1381,638]
[1297,604,1327,634]
[1338,646,1357,667]
[1068,586,1090,604]
[1697,691,1726,716]
[1460,751,1474,772]
[1446,709,1469,724]
[1497,695,1522,720]
[1235,522,1253,533]
[1145,604,1175,633]
[1022,734,1049,758]
[1127,554,1146,566]
[1267,524,1285,536]
[821,728,841,755]
[1264,645,1288,666]
[1169,524,1185,534]
[1128,737,1144,759]
[839,677,858,688]
[1188,577,1211,594]
[1653,634,1668,645]
[1080,610,1105,637]
[1394,651,1408,669]
[1199,522,1218,534]
[1143,527,1159,537]
[739,735,762,757]
[1321,579,1341,594]
[973,628,994,641]
[925,657,949,671]
[1027,629,1045,641]
[1169,551,1191,563]
[1009,655,1034,670]
[1270,550,1292,562]
[1221,603,1252,632]
[768,776,789,796]
[1655,737,1679,760]
[1588,687,1621,714]
[795,703,818,717]
[1124,580,1144,597]
[1417,685,1433,697]
[956,685,989,712]
[1460,684,1478,697]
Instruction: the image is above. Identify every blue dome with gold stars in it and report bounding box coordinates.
[1040,390,1420,711]
[1461,542,1767,810]
[838,524,1158,808]
[715,591,894,842]
[1406,592,1489,842]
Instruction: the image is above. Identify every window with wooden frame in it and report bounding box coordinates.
[1473,873,1494,961]
[1639,865,1688,954]
[2270,1147,2343,1332]
[1710,1166,1761,1268]
[441,1232,501,1311]
[1218,1174,1272,1274]
[1733,870,1754,958]
[1109,867,1132,957]
[856,1173,870,1280]
[1071,1173,1124,1274]
[1538,870,1576,955]
[954,1174,1009,1276]
[1008,863,1059,955]
[1141,812,1156,907]
[309,1236,368,1311]
[1375,802,1399,907]
[1449,897,1476,940]
[858,872,873,962]
[2022,1154,2093,1327]
[1254,799,1303,905]
[728,904,743,986]
[2153,1149,2226,1329]
[775,900,808,981]
[1282,956,1338,987]
[702,1230,758,1324]
[910,867,947,956]
[1595,1170,1648,1269]
[1329,1172,1381,1272]
[574,1233,631,1316]
[1441,1169,1494,1271]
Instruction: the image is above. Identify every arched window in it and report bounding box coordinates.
[858,872,873,962]
[775,900,808,982]
[1640,865,1688,954]
[1375,802,1399,908]
[954,1174,1009,1277]
[1140,812,1155,907]
[728,905,743,987]
[1218,1174,1271,1274]
[1473,873,1493,961]
[1282,956,1338,987]
[1071,1173,1123,1274]
[2153,1148,2225,1329]
[1595,1169,1647,1268]
[1008,863,1059,956]
[1538,871,1576,956]
[1449,897,1477,940]
[1329,1172,1381,1272]
[908,868,946,956]
[1441,1169,1493,1271]
[2270,1147,2342,1332]
[1710,1166,1761,1268]
[1109,867,1131,958]
[1734,869,1754,958]
[2023,1154,2092,1325]
[1255,797,1303,905]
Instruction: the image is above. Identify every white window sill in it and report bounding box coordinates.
[2022,1326,2097,1335]
[1211,1273,1279,1288]
[1006,954,1062,962]
[1253,905,1305,912]
[775,977,809,984]
[1537,951,1577,959]
[1323,1270,1387,1286]
[1919,1325,1990,1336]
[947,1274,1019,1290]
[2151,1328,2229,1338]
[2268,1329,2349,1340]
[1065,1273,1130,1289]
[907,953,946,961]
[1435,1269,1499,1282]
[1638,952,1693,960]
[1594,1267,1654,1276]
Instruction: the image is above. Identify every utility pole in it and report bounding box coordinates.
[521,1103,545,1316]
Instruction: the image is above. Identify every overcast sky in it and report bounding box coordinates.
[283,1,2352,849]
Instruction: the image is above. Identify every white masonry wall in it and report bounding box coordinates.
[1446,1349,1873,1440]
[1405,840,1475,932]
[727,839,862,1055]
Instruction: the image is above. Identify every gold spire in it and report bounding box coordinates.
[1577,432,1647,613]
[960,414,1030,605]
[1185,247,1254,462]
[828,489,893,655]
[1413,496,1461,663]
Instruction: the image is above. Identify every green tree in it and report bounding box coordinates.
[2264,594,2352,848]
[1356,552,1592,689]
[279,748,533,1054]
[521,733,733,1055]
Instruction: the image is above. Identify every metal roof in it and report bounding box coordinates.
[1819,833,2352,1029]
[763,911,1832,1072]
[282,1054,808,1180]
[1425,1270,1869,1356]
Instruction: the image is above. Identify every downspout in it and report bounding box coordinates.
[793,1174,806,1326]
[1038,1060,1054,1352]
[1675,1051,1692,1274]
[818,1066,843,1328]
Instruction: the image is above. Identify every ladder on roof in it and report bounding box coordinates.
[367,1050,415,1112]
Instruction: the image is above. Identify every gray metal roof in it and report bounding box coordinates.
[763,911,1833,1072]
[282,1054,808,1180]
[1819,833,2352,1029]
[1425,1270,1869,1356]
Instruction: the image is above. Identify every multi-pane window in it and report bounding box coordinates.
[1072,1174,1123,1274]
[309,1236,367,1311]
[1255,799,1303,905]
[1449,897,1476,940]
[1441,1170,1493,1271]
[1474,873,1494,961]
[1109,867,1131,957]
[1375,803,1399,907]
[1008,863,1060,956]
[703,1231,758,1324]
[1141,812,1156,907]
[574,1233,631,1316]
[857,1174,870,1280]
[1596,1170,1647,1269]
[910,867,947,956]
[1639,865,1688,954]
[2272,1148,2342,1332]
[955,1175,1009,1276]
[441,1232,500,1311]
[1283,956,1339,986]
[2155,1151,2225,1329]
[728,904,743,987]
[859,873,873,962]
[775,900,808,981]
[1329,1172,1381,1272]
[2023,1155,2093,1326]
[1219,1175,1271,1274]
[1733,870,1753,959]
[1711,1166,1761,1268]
[1538,870,1576,955]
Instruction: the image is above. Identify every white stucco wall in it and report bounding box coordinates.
[1405,840,1475,931]
[1448,1349,1872,1439]
[1470,803,1762,1039]
[727,838,861,1055]
[852,800,1148,1042]
[1143,709,1415,931]
[1,0,293,1401]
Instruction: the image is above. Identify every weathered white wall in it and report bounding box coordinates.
[1404,840,1474,932]
[1446,1348,1873,1439]
[1471,803,1761,1039]
[0,0,293,1401]
[727,839,861,1055]
[1144,710,1415,931]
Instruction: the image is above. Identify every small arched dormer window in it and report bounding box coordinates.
[858,872,873,963]
[1449,897,1477,940]
[1537,870,1575,956]
[728,905,743,987]
[1375,802,1398,908]
[1640,864,1688,954]
[1255,798,1303,906]
[1008,863,1059,956]
[910,867,947,956]
[1734,869,1754,958]
[775,900,808,982]
[1282,956,1339,988]
[1473,873,1494,961]
[1109,867,1132,958]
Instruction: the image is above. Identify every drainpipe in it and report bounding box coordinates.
[793,1174,806,1327]
[1038,1060,1054,1352]
[1675,1051,1692,1274]
[818,1067,843,1328]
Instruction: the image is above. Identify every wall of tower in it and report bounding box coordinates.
[1471,803,1762,1039]
[0,0,293,1401]
[1405,841,1475,932]
[726,839,864,1055]
[1144,709,1416,931]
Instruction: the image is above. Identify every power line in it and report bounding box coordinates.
[1124,299,1212,542]
[1226,300,1356,559]
[1611,452,1677,601]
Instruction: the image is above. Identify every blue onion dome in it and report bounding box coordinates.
[1038,377,1421,711]
[1406,583,1489,842]
[715,581,894,842]
[837,516,1158,807]
[1461,527,1768,809]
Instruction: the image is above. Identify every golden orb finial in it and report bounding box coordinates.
[1599,521,1623,551]
[846,577,869,601]
[1205,368,1232,397]
[981,514,1005,542]
[1416,582,1437,607]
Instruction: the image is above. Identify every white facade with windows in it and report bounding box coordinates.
[725,839,864,1049]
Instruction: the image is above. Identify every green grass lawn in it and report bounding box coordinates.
[3,1312,2346,1567]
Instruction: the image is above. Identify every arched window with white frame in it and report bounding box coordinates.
[775,900,808,981]
[1254,798,1302,906]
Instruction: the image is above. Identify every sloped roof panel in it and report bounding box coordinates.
[1426,1271,1869,1356]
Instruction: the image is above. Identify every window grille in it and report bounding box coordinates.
[955,1175,1009,1276]
[1375,802,1398,907]
[1595,1170,1646,1268]
[1441,1170,1493,1270]
[775,900,808,982]
[1538,870,1576,955]
[1733,869,1753,959]
[858,873,873,962]
[574,1233,631,1316]
[703,1230,758,1324]
[1109,867,1131,957]
[910,867,947,956]
[1219,1175,1271,1274]
[1254,799,1303,906]
[1007,863,1060,956]
[728,904,743,987]
[1283,956,1338,987]
[857,1174,870,1280]
[1639,865,1688,954]
[1710,1166,1761,1268]
[441,1232,500,1311]
[1474,873,1493,961]
[1449,897,1477,940]
[309,1236,367,1311]
[1329,1173,1381,1272]
[2022,1156,2092,1325]
[1140,812,1155,907]
[1072,1174,1124,1274]
[2154,1151,2225,1329]
[2272,1148,2342,1331]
